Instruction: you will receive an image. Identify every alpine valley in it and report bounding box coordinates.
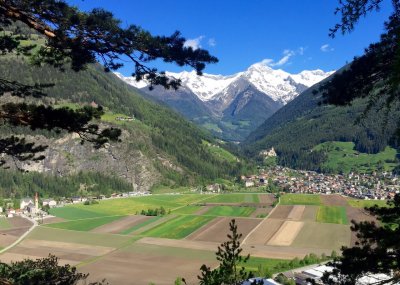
[116,62,334,141]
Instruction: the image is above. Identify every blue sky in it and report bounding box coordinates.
[70,0,393,75]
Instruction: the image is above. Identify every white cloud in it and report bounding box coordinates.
[264,49,296,67]
[321,44,334,52]
[184,36,205,50]
[298,46,306,55]
[208,38,216,47]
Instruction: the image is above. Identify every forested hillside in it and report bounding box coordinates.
[0,52,248,196]
[242,68,400,173]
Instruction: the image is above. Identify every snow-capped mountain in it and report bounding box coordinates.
[115,61,335,141]
[116,61,334,105]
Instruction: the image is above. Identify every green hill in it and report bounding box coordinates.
[242,71,400,173]
[0,54,246,196]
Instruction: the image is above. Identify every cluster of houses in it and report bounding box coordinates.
[242,166,400,200]
[2,190,151,219]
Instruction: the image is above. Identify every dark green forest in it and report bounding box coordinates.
[242,70,400,172]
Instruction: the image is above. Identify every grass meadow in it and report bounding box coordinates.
[280,194,322,206]
[141,215,214,239]
[204,206,256,217]
[46,216,125,231]
[316,206,348,224]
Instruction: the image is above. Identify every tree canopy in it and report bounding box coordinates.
[0,0,218,168]
[323,194,400,285]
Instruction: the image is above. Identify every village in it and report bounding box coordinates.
[1,191,151,221]
[242,165,400,200]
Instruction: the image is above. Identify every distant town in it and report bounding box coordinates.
[242,166,399,200]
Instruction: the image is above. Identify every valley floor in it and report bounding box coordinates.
[0,193,381,285]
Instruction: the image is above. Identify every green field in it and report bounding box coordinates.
[316,206,348,224]
[203,141,238,163]
[142,215,214,239]
[204,194,259,204]
[50,194,213,220]
[172,206,203,215]
[0,218,11,230]
[49,207,109,220]
[314,141,398,174]
[150,186,192,194]
[46,216,125,231]
[280,194,322,205]
[241,256,310,274]
[205,206,256,217]
[347,199,388,208]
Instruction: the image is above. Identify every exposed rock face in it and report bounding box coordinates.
[15,132,163,192]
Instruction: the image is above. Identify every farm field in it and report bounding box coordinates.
[46,216,126,231]
[316,206,348,224]
[0,194,386,284]
[280,194,322,205]
[202,193,259,203]
[50,194,215,219]
[141,215,215,239]
[204,206,256,217]
[347,199,388,208]
[0,218,11,230]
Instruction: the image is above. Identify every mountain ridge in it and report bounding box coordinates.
[115,62,334,141]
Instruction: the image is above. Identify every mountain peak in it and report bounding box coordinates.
[116,62,334,104]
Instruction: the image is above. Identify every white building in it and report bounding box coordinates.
[20,198,34,210]
[42,199,57,208]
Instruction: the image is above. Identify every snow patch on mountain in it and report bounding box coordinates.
[116,61,334,105]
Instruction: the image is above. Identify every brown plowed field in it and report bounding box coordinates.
[91,215,152,234]
[301,206,318,221]
[0,234,18,248]
[42,217,65,224]
[0,252,78,266]
[82,243,217,285]
[242,244,332,260]
[242,218,284,245]
[0,238,114,266]
[0,217,32,248]
[267,221,304,246]
[8,216,32,228]
[287,206,305,220]
[321,195,348,206]
[186,217,261,243]
[250,208,271,218]
[346,206,377,246]
[292,222,351,251]
[137,237,219,252]
[268,205,294,219]
[258,194,276,204]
